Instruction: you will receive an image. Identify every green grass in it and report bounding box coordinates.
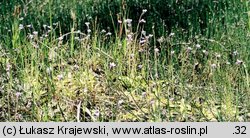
[0,0,249,122]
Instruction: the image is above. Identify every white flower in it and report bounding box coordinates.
[211,63,217,69]
[87,29,91,33]
[187,47,192,52]
[57,74,64,80]
[171,50,175,55]
[125,19,132,24]
[106,32,112,36]
[58,36,64,41]
[169,33,175,37]
[233,51,238,56]
[85,22,90,27]
[236,59,243,65]
[33,31,38,35]
[118,20,122,24]
[154,48,160,53]
[196,44,201,49]
[19,24,24,30]
[109,62,116,68]
[139,19,146,23]
[142,9,147,14]
[101,29,106,33]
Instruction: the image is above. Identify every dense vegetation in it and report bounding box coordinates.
[0,0,249,122]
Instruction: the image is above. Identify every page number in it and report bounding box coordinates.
[234,126,247,135]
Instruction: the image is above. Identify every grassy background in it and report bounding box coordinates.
[0,0,249,122]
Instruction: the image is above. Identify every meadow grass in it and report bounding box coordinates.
[0,0,249,122]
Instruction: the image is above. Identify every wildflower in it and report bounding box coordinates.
[142,9,147,14]
[157,37,164,43]
[236,59,243,65]
[106,32,112,36]
[154,48,160,53]
[57,74,64,80]
[233,51,238,56]
[87,29,91,33]
[109,62,116,69]
[118,20,122,24]
[141,92,147,97]
[43,24,47,29]
[15,92,22,98]
[6,63,11,72]
[101,29,106,33]
[138,64,143,69]
[215,53,221,58]
[26,24,32,28]
[118,100,124,106]
[148,34,153,38]
[76,30,81,33]
[19,17,24,21]
[139,39,146,45]
[141,30,146,36]
[58,36,64,41]
[187,47,192,52]
[211,63,217,69]
[139,19,146,24]
[169,33,175,37]
[93,110,100,118]
[19,24,24,30]
[171,50,175,55]
[33,31,38,36]
[46,67,52,75]
[28,34,34,39]
[125,19,132,24]
[85,22,90,28]
[202,50,209,56]
[195,44,201,49]
[150,100,155,105]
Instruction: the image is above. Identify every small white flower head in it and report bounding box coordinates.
[106,32,112,36]
[87,29,91,33]
[58,36,64,41]
[6,63,11,72]
[202,50,209,56]
[85,22,90,27]
[233,51,238,56]
[187,47,192,52]
[93,110,100,118]
[43,24,47,29]
[101,29,106,33]
[118,100,124,106]
[46,67,53,75]
[118,20,122,24]
[169,33,175,37]
[26,24,32,28]
[142,9,147,14]
[236,59,243,65]
[28,34,34,39]
[226,61,231,65]
[19,24,24,30]
[139,19,146,24]
[171,50,175,55]
[148,34,153,38]
[33,31,38,36]
[195,44,201,49]
[150,99,155,105]
[76,30,81,33]
[141,92,147,97]
[141,30,146,36]
[140,39,146,45]
[138,64,143,69]
[215,53,221,58]
[125,19,132,24]
[154,48,160,53]
[15,92,22,98]
[211,63,217,69]
[157,37,164,43]
[57,74,64,80]
[109,62,116,69]
[83,88,88,93]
